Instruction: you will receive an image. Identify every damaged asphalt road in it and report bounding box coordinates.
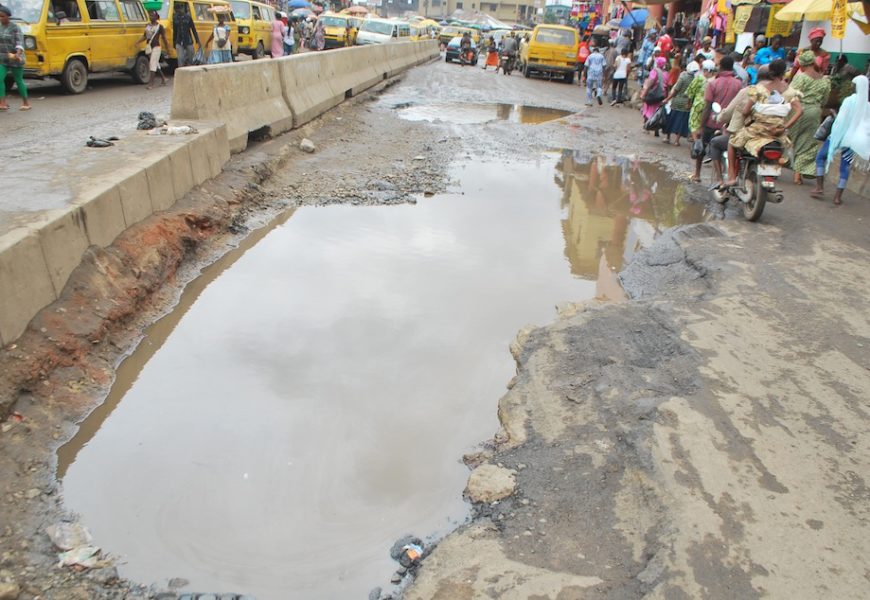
[2,54,870,600]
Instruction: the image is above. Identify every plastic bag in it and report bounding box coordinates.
[690,137,705,159]
[192,47,206,65]
[643,105,666,131]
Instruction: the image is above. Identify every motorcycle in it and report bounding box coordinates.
[714,141,785,221]
[499,53,515,75]
[459,47,475,66]
[711,102,785,222]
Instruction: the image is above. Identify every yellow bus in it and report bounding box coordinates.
[230,0,274,58]
[156,0,238,66]
[11,0,151,94]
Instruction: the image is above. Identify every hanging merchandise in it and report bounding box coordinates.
[725,8,736,43]
[831,0,848,38]
[766,5,792,37]
[733,4,753,33]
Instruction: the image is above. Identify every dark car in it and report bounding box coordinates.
[445,36,478,66]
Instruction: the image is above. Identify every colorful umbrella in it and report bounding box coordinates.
[288,0,311,8]
[775,0,865,21]
[619,8,649,29]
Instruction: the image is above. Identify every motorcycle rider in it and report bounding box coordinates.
[501,32,519,73]
[459,31,473,65]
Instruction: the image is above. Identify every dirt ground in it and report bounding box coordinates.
[1,56,869,600]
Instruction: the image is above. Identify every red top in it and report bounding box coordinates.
[704,72,742,129]
[657,34,673,56]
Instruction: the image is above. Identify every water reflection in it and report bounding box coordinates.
[397,103,572,125]
[556,150,703,279]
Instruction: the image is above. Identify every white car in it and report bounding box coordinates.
[356,18,411,45]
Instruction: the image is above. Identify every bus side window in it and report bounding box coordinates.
[120,0,146,21]
[193,2,210,20]
[251,5,260,20]
[50,0,83,21]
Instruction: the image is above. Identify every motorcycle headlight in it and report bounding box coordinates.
[24,36,37,50]
[239,26,250,35]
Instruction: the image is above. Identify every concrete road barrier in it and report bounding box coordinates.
[0,123,229,346]
[3,42,436,346]
[172,60,293,153]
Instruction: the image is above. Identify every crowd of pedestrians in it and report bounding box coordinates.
[578,24,870,205]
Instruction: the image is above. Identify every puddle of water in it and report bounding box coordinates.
[396,102,572,125]
[58,152,701,600]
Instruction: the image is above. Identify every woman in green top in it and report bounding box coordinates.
[687,61,714,139]
[788,51,831,184]
[662,61,698,146]
[0,5,30,111]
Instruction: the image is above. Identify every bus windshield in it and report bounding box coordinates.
[5,0,44,22]
[230,1,249,19]
[361,20,393,36]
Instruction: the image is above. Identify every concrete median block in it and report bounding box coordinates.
[172,62,294,153]
[167,144,195,200]
[277,53,343,128]
[78,184,126,248]
[0,228,57,345]
[185,133,212,186]
[35,208,90,296]
[208,124,231,177]
[144,155,176,212]
[117,167,154,228]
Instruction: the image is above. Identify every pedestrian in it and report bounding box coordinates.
[140,10,169,88]
[482,36,498,71]
[172,2,200,67]
[603,39,618,98]
[686,60,714,180]
[788,50,831,184]
[205,11,232,64]
[662,60,694,145]
[697,55,742,181]
[813,75,870,205]
[584,45,606,106]
[637,30,656,87]
[616,29,632,55]
[640,56,667,133]
[271,11,285,57]
[283,15,295,55]
[790,27,830,79]
[610,47,632,105]
[697,36,714,62]
[755,34,784,66]
[657,26,674,57]
[313,19,325,51]
[0,4,30,111]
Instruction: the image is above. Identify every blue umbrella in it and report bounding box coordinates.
[619,8,648,29]
[288,0,310,8]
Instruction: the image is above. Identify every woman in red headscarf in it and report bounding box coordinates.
[790,27,830,80]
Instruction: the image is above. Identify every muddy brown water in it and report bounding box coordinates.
[396,102,572,125]
[58,151,702,599]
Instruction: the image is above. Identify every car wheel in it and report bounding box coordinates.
[445,55,450,62]
[61,58,88,94]
[131,54,150,84]
[523,65,531,78]
[254,41,265,59]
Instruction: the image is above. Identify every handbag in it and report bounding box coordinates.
[644,105,667,131]
[143,25,160,55]
[814,115,834,141]
[215,27,228,49]
[690,138,704,159]
[643,68,666,104]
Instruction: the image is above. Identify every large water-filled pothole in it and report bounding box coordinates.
[395,102,573,125]
[58,151,702,599]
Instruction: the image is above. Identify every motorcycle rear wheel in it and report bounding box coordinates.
[742,167,767,222]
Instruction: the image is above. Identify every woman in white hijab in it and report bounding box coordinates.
[812,75,870,205]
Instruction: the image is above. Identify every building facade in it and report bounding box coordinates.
[422,0,539,24]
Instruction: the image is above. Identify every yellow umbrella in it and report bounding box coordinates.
[775,0,865,22]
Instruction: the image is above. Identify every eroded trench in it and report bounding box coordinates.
[55,107,704,599]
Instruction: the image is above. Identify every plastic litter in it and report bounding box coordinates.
[86,136,119,148]
[147,125,199,136]
[57,545,101,568]
[46,522,92,550]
